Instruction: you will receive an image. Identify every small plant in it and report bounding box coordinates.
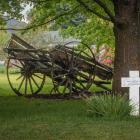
[86,95,133,119]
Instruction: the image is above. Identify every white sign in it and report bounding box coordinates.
[121,71,140,116]
[121,78,140,87]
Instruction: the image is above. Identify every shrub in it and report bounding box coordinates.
[86,95,133,119]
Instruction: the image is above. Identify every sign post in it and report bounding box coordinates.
[121,71,140,116]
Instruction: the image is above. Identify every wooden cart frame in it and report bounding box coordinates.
[4,34,113,96]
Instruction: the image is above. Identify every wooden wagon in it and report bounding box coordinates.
[4,34,113,97]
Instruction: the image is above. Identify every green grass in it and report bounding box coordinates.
[0,97,140,140]
[0,73,140,140]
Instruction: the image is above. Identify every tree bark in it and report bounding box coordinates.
[113,0,140,95]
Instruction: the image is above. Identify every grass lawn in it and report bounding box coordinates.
[0,73,140,140]
[0,97,140,140]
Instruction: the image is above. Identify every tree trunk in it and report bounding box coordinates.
[113,0,140,95]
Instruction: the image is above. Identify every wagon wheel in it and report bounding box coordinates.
[7,58,45,96]
[50,42,96,95]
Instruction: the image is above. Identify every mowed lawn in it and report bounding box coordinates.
[1,73,140,140]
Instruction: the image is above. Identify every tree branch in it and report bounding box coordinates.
[0,5,79,31]
[76,0,111,22]
[93,0,115,23]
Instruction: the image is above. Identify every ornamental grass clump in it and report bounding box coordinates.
[86,95,133,119]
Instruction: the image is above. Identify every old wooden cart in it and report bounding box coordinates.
[4,34,113,97]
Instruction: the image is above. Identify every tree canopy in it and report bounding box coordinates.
[0,0,115,47]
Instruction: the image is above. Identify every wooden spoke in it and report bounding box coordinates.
[62,80,68,94]
[72,80,84,92]
[14,71,21,74]
[19,60,25,67]
[77,71,89,80]
[31,76,40,88]
[29,78,34,94]
[69,79,73,94]
[33,73,44,79]
[18,76,25,91]
[76,78,86,89]
[24,77,28,95]
[10,62,23,69]
[16,74,23,80]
